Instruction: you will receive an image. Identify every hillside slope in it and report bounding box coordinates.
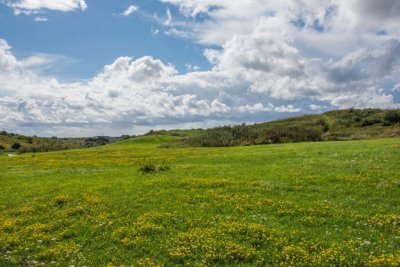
[178,108,400,147]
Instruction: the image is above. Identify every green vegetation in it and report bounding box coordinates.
[171,109,400,147]
[0,131,121,153]
[2,109,400,153]
[0,131,82,153]
[11,143,21,150]
[1,135,399,266]
[384,110,400,124]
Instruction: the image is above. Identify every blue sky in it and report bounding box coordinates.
[0,0,211,80]
[0,0,400,137]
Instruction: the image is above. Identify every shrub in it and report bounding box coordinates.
[0,144,5,150]
[318,119,330,132]
[12,143,21,150]
[384,110,400,124]
[139,164,156,173]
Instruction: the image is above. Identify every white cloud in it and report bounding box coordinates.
[165,8,172,26]
[164,28,192,39]
[2,0,400,136]
[185,64,200,71]
[34,16,48,22]
[6,0,87,13]
[122,5,138,16]
[238,103,301,114]
[309,104,323,111]
[151,28,160,35]
[19,54,53,68]
[0,40,18,71]
[0,38,303,136]
[160,0,400,55]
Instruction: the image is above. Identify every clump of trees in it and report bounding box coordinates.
[384,110,400,125]
[84,136,111,147]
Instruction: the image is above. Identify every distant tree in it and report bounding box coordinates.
[384,110,400,124]
[0,144,5,150]
[145,130,154,136]
[121,135,131,140]
[12,143,21,150]
[26,137,33,144]
[84,136,110,147]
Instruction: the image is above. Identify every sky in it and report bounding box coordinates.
[0,0,400,137]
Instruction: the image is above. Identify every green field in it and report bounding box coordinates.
[1,136,399,266]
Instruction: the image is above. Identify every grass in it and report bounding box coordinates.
[0,136,399,266]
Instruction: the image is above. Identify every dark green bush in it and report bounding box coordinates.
[0,144,5,150]
[139,164,157,173]
[84,136,110,147]
[12,143,21,150]
[384,110,400,124]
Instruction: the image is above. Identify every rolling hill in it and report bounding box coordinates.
[2,109,400,153]
[169,108,400,147]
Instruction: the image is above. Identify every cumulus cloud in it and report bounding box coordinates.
[341,0,400,25]
[0,40,18,71]
[326,40,400,83]
[5,0,87,14]
[160,0,400,54]
[1,0,400,136]
[122,5,138,16]
[0,38,304,136]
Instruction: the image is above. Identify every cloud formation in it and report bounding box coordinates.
[122,5,138,17]
[1,0,400,136]
[5,0,87,14]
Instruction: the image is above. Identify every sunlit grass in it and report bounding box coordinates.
[0,136,399,266]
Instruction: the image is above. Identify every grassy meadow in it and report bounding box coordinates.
[0,135,399,266]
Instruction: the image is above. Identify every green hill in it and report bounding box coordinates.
[2,109,399,153]
[0,135,399,266]
[176,108,400,147]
